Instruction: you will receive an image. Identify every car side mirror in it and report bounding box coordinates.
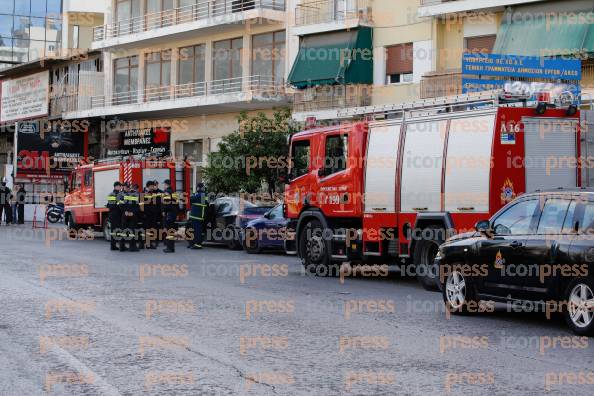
[317,168,326,178]
[475,220,492,237]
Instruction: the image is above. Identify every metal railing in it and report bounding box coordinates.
[420,70,463,99]
[91,75,282,109]
[419,0,458,5]
[293,84,371,112]
[50,95,81,116]
[295,0,371,26]
[94,0,286,41]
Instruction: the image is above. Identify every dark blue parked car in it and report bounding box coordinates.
[242,204,288,254]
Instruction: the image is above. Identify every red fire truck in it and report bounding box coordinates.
[284,92,583,288]
[64,157,191,238]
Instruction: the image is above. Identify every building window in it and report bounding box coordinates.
[213,37,243,92]
[72,25,79,48]
[114,55,138,104]
[178,44,205,96]
[145,0,175,29]
[386,43,413,84]
[464,35,496,55]
[252,31,285,85]
[0,0,63,68]
[177,140,203,163]
[115,0,141,34]
[144,49,171,101]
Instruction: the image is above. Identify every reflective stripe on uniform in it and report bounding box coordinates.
[189,215,204,220]
[124,196,139,201]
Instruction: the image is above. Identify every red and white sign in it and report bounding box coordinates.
[1,71,50,123]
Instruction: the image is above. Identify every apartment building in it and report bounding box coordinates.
[60,0,290,186]
[0,1,105,216]
[289,0,594,122]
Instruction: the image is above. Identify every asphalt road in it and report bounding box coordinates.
[0,224,593,396]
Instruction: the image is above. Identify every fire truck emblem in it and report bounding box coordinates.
[494,250,506,269]
[500,178,516,204]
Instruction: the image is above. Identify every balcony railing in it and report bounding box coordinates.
[293,84,371,112]
[420,70,463,99]
[90,75,282,109]
[94,0,285,41]
[295,0,371,26]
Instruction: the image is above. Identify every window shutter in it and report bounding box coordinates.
[465,35,496,54]
[386,43,413,75]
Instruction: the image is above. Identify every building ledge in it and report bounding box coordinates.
[93,3,285,50]
[417,0,544,17]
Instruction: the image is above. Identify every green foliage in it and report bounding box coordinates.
[203,108,298,194]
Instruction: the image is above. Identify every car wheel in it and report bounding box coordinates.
[414,225,444,291]
[226,226,242,250]
[244,228,261,254]
[442,267,478,315]
[564,278,594,336]
[299,219,334,277]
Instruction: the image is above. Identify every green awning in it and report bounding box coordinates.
[493,0,594,57]
[288,27,373,88]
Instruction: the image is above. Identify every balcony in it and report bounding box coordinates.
[93,0,286,49]
[293,0,371,36]
[62,75,288,120]
[417,0,544,17]
[292,84,371,114]
[420,70,462,99]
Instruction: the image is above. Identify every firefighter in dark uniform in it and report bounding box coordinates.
[162,179,179,253]
[120,182,141,252]
[106,182,123,251]
[142,181,159,249]
[188,183,208,249]
[153,180,164,248]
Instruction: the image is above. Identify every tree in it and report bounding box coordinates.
[203,108,298,195]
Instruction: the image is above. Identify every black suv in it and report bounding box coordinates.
[436,190,594,335]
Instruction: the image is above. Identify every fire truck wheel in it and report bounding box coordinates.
[413,225,444,291]
[299,219,332,276]
[65,213,79,231]
[103,220,112,242]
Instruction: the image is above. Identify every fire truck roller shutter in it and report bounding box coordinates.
[444,114,495,213]
[523,117,578,193]
[94,169,120,209]
[142,168,170,189]
[400,120,448,212]
[364,122,402,213]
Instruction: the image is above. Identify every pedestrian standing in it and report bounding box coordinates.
[0,182,12,225]
[106,182,123,251]
[16,185,26,224]
[188,183,208,249]
[162,179,179,253]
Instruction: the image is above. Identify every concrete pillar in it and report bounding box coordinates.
[242,31,252,91]
[138,50,145,104]
[205,41,213,93]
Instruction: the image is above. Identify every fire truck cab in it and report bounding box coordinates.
[64,158,191,239]
[284,93,583,288]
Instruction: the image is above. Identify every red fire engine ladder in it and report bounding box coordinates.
[337,91,504,120]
